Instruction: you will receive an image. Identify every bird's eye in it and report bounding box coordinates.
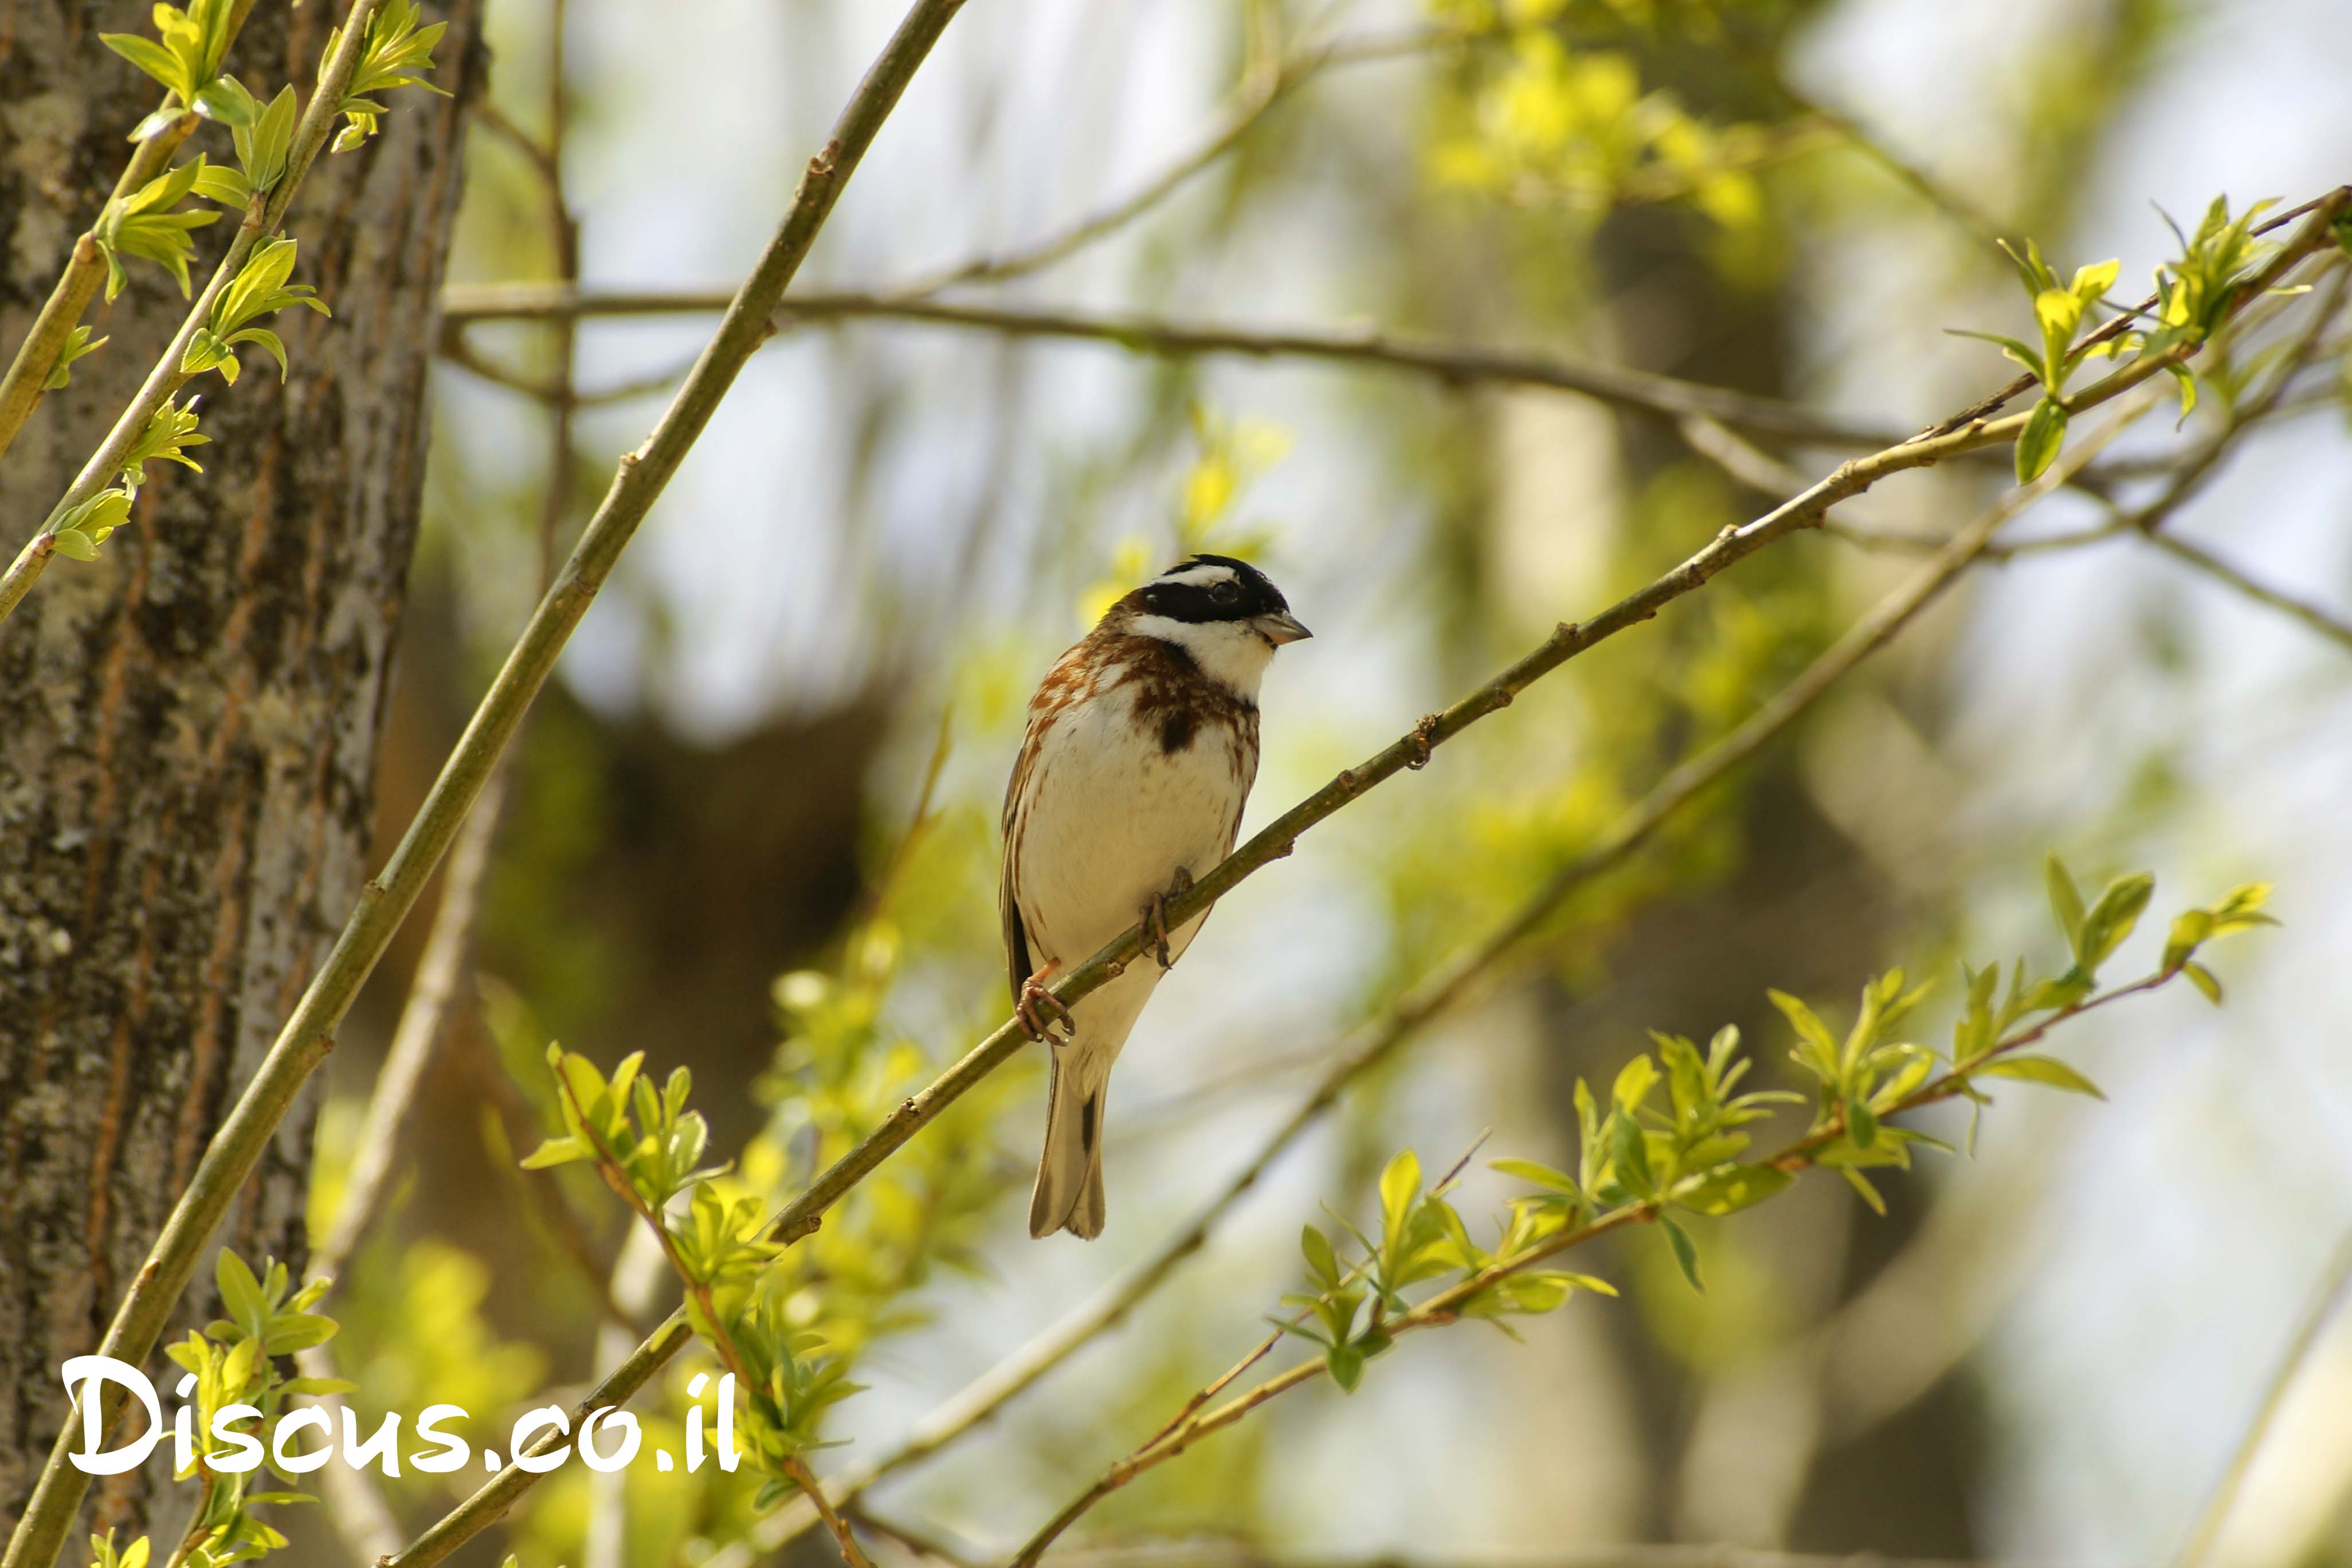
[1209,581,1240,606]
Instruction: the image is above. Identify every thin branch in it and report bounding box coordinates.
[2170,1225,2352,1568]
[890,24,1461,298]
[1747,52,2010,246]
[437,320,687,407]
[1016,1545,2010,1568]
[846,1504,988,1568]
[368,187,2351,1568]
[293,1340,409,1566]
[471,98,561,193]
[2140,532,2352,653]
[438,285,1914,448]
[0,6,977,1567]
[314,770,510,1281]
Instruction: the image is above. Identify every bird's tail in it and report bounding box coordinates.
[1029,1047,1108,1240]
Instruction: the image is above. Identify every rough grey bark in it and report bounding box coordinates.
[0,0,481,1538]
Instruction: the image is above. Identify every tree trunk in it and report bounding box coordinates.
[0,0,480,1539]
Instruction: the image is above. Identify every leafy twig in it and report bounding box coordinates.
[1006,944,2248,1565]
[0,0,395,629]
[555,1072,875,1568]
[0,0,269,461]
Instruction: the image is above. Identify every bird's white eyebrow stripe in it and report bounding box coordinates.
[1155,563,1238,589]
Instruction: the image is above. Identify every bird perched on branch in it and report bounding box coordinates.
[1002,554,1311,1238]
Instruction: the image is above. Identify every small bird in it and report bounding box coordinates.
[1002,554,1311,1238]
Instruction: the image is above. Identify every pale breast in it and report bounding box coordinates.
[1010,673,1256,968]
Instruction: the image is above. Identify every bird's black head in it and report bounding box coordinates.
[1135,555,1311,643]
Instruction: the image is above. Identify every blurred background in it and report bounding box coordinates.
[310,0,2352,1562]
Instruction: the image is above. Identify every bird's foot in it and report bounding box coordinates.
[1139,867,1194,971]
[1016,964,1073,1042]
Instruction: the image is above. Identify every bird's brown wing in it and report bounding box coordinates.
[999,712,1044,1009]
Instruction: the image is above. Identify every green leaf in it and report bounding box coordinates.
[120,395,208,485]
[237,85,297,192]
[1480,1271,1578,1316]
[1841,1167,1887,1215]
[1300,1224,1339,1288]
[2046,853,2087,956]
[101,33,191,101]
[1492,1158,1580,1195]
[95,159,221,300]
[2070,257,2120,304]
[1947,327,2048,382]
[2162,908,2215,973]
[194,75,260,126]
[261,1313,338,1353]
[1997,236,2060,296]
[1377,1149,1420,1243]
[1660,1216,1702,1292]
[2185,962,2224,1005]
[1673,1163,1792,1216]
[1975,1055,2105,1099]
[1768,989,1840,1081]
[1844,1095,1879,1149]
[1610,1053,1659,1112]
[53,488,134,550]
[320,0,450,152]
[519,1136,586,1169]
[219,1336,258,1395]
[131,107,186,144]
[42,324,108,391]
[1326,1342,1365,1393]
[278,1377,356,1397]
[2014,397,2068,483]
[217,1251,267,1339]
[2033,287,2082,362]
[2165,363,2198,422]
[49,528,100,561]
[1609,1111,1653,1197]
[2209,883,2280,935]
[191,163,252,209]
[2076,873,2154,971]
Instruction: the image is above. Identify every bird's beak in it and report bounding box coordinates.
[1252,611,1313,645]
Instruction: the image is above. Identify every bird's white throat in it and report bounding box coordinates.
[1126,613,1275,697]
